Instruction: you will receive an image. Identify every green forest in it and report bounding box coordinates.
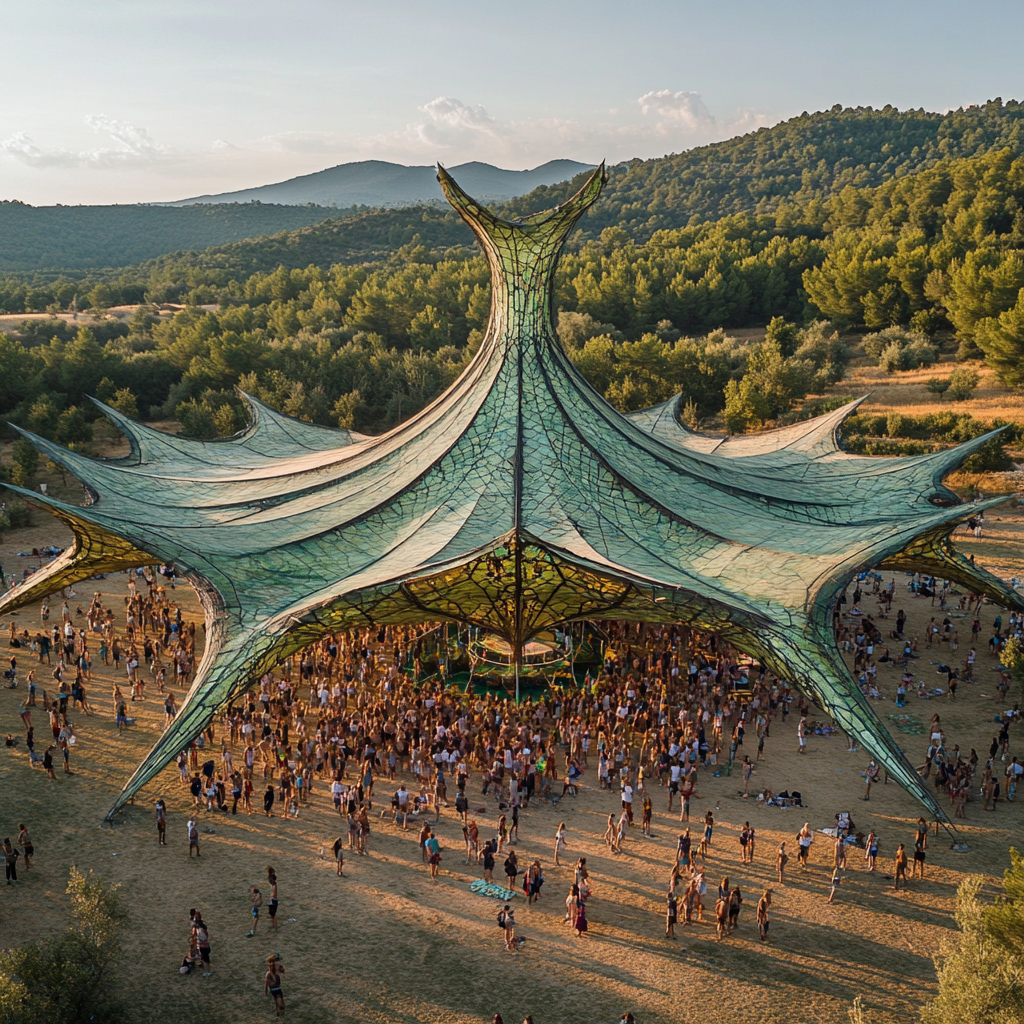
[1,101,1024,469]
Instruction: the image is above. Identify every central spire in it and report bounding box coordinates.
[436,163,606,359]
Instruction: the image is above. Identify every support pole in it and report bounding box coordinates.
[514,642,521,706]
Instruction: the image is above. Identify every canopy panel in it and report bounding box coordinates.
[2,164,1019,822]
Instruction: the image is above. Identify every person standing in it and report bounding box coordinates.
[797,716,807,755]
[665,889,678,939]
[797,824,812,867]
[187,817,201,858]
[3,838,19,884]
[17,825,33,871]
[426,831,441,879]
[700,809,714,857]
[501,904,517,951]
[756,889,771,941]
[776,841,788,884]
[155,800,167,846]
[267,867,279,930]
[264,955,286,1016]
[865,831,878,872]
[247,887,263,936]
[893,844,908,890]
[554,822,566,866]
[192,913,212,975]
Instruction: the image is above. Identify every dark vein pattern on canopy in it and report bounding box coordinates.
[2,165,1020,823]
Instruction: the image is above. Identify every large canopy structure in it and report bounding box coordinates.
[2,164,1020,823]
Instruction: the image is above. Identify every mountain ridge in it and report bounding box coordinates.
[166,158,596,208]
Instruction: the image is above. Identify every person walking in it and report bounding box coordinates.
[572,894,588,937]
[156,800,167,846]
[728,886,743,934]
[827,866,842,904]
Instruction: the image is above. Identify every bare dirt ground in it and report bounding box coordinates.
[1,491,1022,1024]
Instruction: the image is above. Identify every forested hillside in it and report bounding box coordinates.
[5,99,1024,279]
[2,102,1024,466]
[506,98,1024,236]
[0,201,351,273]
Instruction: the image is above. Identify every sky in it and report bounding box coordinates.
[3,0,1024,206]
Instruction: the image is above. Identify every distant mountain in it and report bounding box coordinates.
[168,159,596,208]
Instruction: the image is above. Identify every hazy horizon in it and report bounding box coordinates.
[4,0,1024,206]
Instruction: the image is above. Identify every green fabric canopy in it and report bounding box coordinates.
[2,165,1019,822]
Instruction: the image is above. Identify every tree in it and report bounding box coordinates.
[11,438,38,489]
[0,867,127,1024]
[947,367,981,401]
[723,339,809,432]
[1000,636,1024,691]
[925,376,952,398]
[108,388,140,420]
[175,398,218,440]
[765,316,799,357]
[921,854,1024,1024]
[974,289,1024,387]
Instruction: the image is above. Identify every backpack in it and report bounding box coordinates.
[497,910,506,928]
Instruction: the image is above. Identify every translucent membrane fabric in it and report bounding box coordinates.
[2,165,1019,822]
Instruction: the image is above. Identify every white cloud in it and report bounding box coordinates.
[637,90,770,142]
[0,91,778,203]
[0,114,173,169]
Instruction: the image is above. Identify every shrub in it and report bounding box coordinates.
[925,376,952,397]
[905,339,939,368]
[878,341,906,373]
[863,326,920,360]
[947,367,981,401]
[864,326,937,370]
[960,436,1014,473]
